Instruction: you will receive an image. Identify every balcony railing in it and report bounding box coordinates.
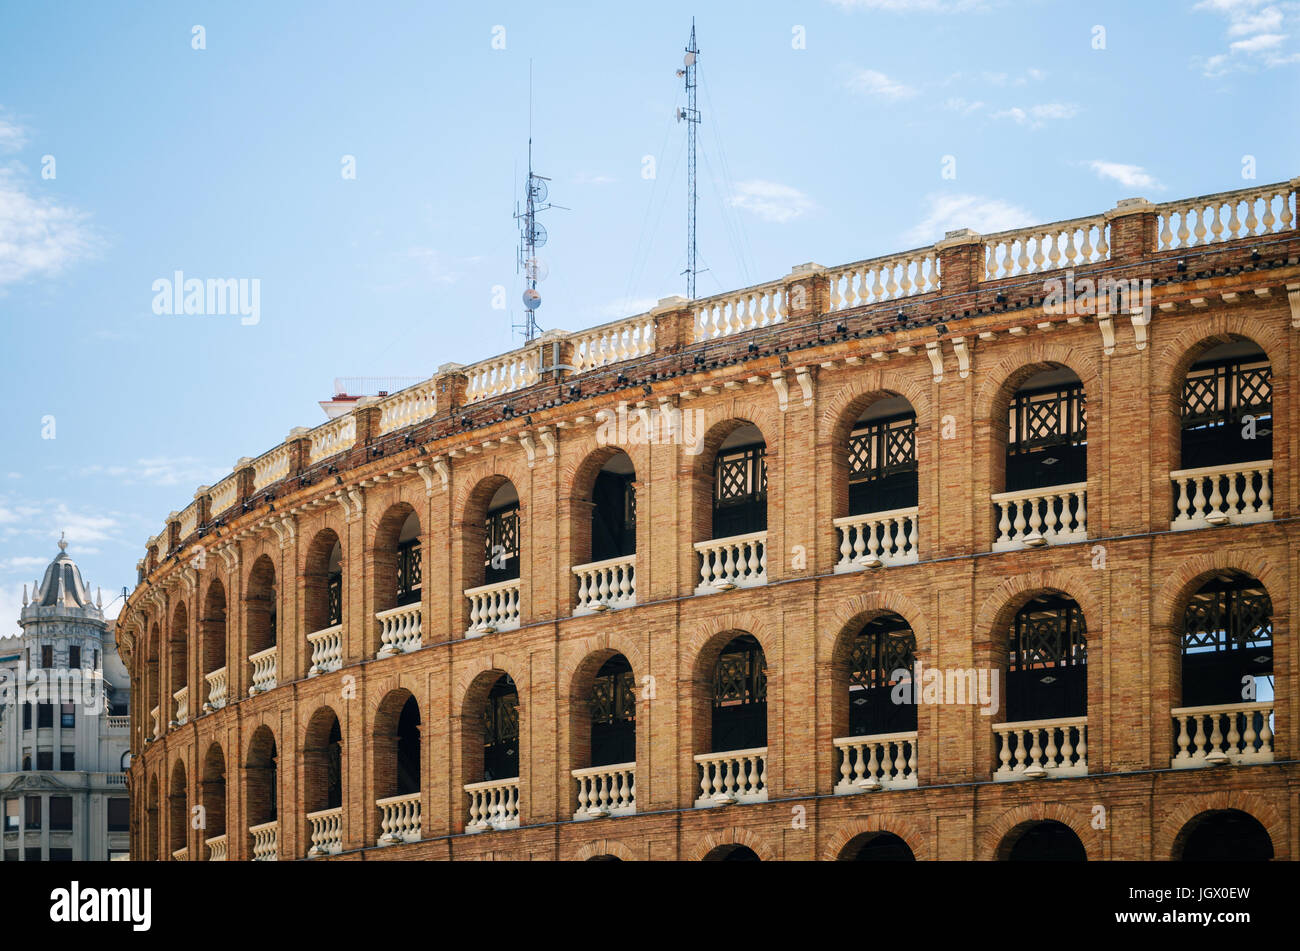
[150,705,160,739]
[171,847,189,862]
[248,646,277,696]
[694,280,786,341]
[377,792,422,845]
[982,215,1110,280]
[991,483,1087,552]
[306,624,343,676]
[306,806,343,857]
[993,716,1088,780]
[833,732,918,792]
[827,247,940,310]
[1155,182,1296,251]
[376,603,423,657]
[203,667,227,711]
[694,747,768,807]
[1170,461,1273,530]
[205,834,227,861]
[572,555,636,615]
[570,312,656,373]
[833,507,919,571]
[572,763,636,819]
[171,685,189,726]
[694,531,767,594]
[1171,701,1274,768]
[106,715,130,731]
[464,579,521,636]
[464,778,520,831]
[249,820,278,861]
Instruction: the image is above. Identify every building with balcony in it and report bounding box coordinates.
[117,177,1299,861]
[0,539,132,861]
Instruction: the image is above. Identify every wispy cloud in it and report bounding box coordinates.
[0,109,26,153]
[1086,160,1166,190]
[573,171,617,186]
[843,68,918,101]
[1194,1,1300,74]
[903,193,1036,245]
[991,102,1080,127]
[76,456,227,488]
[728,180,816,224]
[943,97,986,115]
[0,168,101,288]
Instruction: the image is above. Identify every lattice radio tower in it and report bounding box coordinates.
[677,21,702,300]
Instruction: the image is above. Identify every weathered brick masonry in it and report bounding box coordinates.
[118,179,1300,860]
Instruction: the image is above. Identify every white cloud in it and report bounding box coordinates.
[573,172,616,186]
[0,111,26,153]
[843,68,918,101]
[903,193,1036,245]
[1086,161,1165,190]
[1195,1,1298,74]
[0,169,100,288]
[1228,6,1284,34]
[1231,31,1286,51]
[944,97,986,115]
[0,556,45,573]
[728,180,816,224]
[992,102,1079,127]
[0,582,25,639]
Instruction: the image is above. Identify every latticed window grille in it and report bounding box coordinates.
[1010,600,1088,672]
[326,573,342,627]
[712,444,767,537]
[484,505,520,565]
[396,539,421,605]
[849,624,917,690]
[483,676,520,781]
[1182,358,1272,428]
[848,615,917,737]
[1182,579,1272,655]
[591,670,637,726]
[1008,384,1087,454]
[713,640,767,709]
[848,416,917,482]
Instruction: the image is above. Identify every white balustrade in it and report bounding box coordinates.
[307,624,343,675]
[150,705,160,739]
[993,717,1088,780]
[205,834,227,862]
[376,603,423,657]
[106,715,130,731]
[693,531,767,594]
[571,763,636,819]
[1156,182,1296,251]
[464,778,520,831]
[693,282,786,341]
[178,503,198,542]
[171,847,189,862]
[378,381,438,435]
[991,483,1087,551]
[1170,461,1273,530]
[833,733,918,792]
[464,579,521,636]
[464,351,539,403]
[209,476,238,516]
[693,747,768,807]
[309,413,357,465]
[252,444,292,491]
[250,821,278,861]
[833,507,919,571]
[983,216,1109,279]
[204,666,227,711]
[570,313,656,373]
[572,555,636,615]
[306,806,343,856]
[1171,701,1274,768]
[248,646,277,695]
[377,791,422,845]
[171,685,189,726]
[827,249,939,310]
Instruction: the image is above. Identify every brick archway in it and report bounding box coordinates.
[821,814,928,861]
[1156,790,1286,860]
[573,838,636,861]
[687,826,777,861]
[980,802,1096,860]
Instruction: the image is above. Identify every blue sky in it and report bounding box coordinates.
[0,0,1297,632]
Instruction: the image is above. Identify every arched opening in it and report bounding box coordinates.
[998,820,1086,861]
[846,396,918,516]
[200,579,227,711]
[586,854,622,862]
[839,831,916,861]
[145,624,161,738]
[201,744,226,859]
[167,761,187,858]
[591,452,637,563]
[482,675,520,782]
[245,554,277,657]
[590,655,637,767]
[710,424,767,540]
[702,844,761,862]
[569,652,637,818]
[1176,573,1273,766]
[1006,594,1087,722]
[460,670,522,832]
[1180,341,1272,470]
[1174,809,1273,861]
[711,634,768,753]
[848,613,917,738]
[374,692,421,799]
[245,726,278,860]
[168,602,188,725]
[304,529,343,636]
[304,708,343,813]
[484,485,520,585]
[375,506,422,615]
[1005,367,1087,492]
[146,775,160,861]
[571,450,638,614]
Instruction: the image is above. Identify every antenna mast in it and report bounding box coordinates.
[514,64,565,342]
[677,21,701,300]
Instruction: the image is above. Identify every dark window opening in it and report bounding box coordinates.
[22,704,30,730]
[25,797,41,829]
[1181,574,1272,708]
[325,720,343,810]
[591,470,637,562]
[1006,382,1087,492]
[590,656,636,767]
[36,751,52,771]
[1181,352,1272,469]
[41,646,52,669]
[50,797,72,831]
[396,538,422,606]
[107,798,130,833]
[482,675,520,782]
[60,751,74,771]
[712,443,767,539]
[848,615,917,737]
[1005,821,1086,861]
[37,704,52,728]
[49,848,72,862]
[848,413,918,515]
[711,635,767,753]
[326,572,343,627]
[69,647,80,668]
[484,504,521,585]
[1178,810,1273,861]
[396,698,421,795]
[1006,595,1087,722]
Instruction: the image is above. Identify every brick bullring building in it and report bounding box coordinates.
[117,177,1300,861]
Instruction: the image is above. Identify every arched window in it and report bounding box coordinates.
[1175,810,1273,861]
[590,656,636,767]
[168,603,188,726]
[246,556,277,654]
[1181,573,1272,708]
[999,820,1085,861]
[201,745,226,859]
[167,762,187,858]
[712,635,767,753]
[1005,368,1087,492]
[711,425,767,539]
[1181,341,1271,469]
[702,844,760,861]
[591,454,636,562]
[200,580,227,711]
[484,485,520,585]
[246,727,278,828]
[847,398,918,515]
[1006,595,1087,722]
[848,614,917,737]
[482,675,520,781]
[395,512,421,607]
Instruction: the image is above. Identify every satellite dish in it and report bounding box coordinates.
[524,257,549,281]
[522,288,542,310]
[528,177,548,204]
[684,51,696,66]
[528,221,548,248]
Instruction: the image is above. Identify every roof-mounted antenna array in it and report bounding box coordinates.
[676,20,702,300]
[513,63,567,342]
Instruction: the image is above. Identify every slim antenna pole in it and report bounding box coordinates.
[678,21,701,300]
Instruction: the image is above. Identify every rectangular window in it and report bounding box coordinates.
[24,797,41,830]
[94,650,100,669]
[3,850,16,862]
[49,797,72,831]
[60,703,75,728]
[25,848,40,862]
[107,798,129,833]
[4,800,18,832]
[49,848,72,862]
[36,704,52,728]
[22,704,30,730]
[36,751,53,771]
[60,751,75,771]
[69,646,80,668]
[41,646,52,668]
